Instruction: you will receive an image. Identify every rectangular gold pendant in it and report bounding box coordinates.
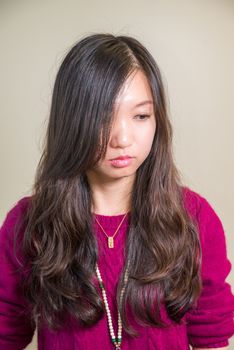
[108,237,114,248]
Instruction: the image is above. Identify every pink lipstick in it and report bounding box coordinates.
[109,155,133,168]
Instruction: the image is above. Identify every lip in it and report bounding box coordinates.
[110,155,132,160]
[109,157,133,168]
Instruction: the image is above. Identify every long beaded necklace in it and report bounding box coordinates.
[94,212,129,349]
[95,263,129,350]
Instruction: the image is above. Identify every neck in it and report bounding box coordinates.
[86,173,134,216]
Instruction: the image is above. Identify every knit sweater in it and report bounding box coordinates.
[0,187,233,350]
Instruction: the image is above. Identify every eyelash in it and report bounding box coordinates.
[134,114,151,120]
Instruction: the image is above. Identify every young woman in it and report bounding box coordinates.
[0,33,233,350]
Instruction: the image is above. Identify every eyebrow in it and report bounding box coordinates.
[134,100,153,107]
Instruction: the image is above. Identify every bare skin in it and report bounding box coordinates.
[86,69,156,215]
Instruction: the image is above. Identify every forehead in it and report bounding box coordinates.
[114,69,153,108]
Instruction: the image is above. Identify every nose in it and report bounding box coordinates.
[109,117,133,149]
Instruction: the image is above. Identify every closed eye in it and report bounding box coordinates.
[134,114,151,120]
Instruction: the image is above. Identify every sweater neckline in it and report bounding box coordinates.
[92,211,131,228]
[93,211,131,218]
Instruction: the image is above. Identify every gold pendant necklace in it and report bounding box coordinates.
[108,236,114,248]
[94,212,128,248]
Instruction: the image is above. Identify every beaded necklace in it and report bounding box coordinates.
[95,263,129,350]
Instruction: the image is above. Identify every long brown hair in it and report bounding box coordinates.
[16,33,202,337]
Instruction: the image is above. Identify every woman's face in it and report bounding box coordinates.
[87,69,156,184]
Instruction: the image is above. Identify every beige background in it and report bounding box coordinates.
[0,0,233,348]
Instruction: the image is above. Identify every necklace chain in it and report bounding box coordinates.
[95,213,128,248]
[95,263,129,350]
[94,212,129,348]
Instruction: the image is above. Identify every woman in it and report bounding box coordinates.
[0,33,233,350]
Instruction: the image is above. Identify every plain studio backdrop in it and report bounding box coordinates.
[0,0,233,348]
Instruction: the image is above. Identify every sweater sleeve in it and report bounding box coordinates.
[0,197,36,350]
[186,194,234,348]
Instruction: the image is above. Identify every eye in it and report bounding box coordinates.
[134,114,151,120]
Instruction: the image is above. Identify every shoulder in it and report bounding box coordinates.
[1,196,31,230]
[0,196,32,257]
[181,186,226,251]
[182,186,222,223]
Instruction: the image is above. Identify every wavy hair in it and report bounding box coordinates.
[17,33,202,336]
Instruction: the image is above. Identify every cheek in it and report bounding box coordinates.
[139,138,155,160]
[139,126,155,145]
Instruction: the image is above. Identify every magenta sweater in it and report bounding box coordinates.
[0,187,233,349]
